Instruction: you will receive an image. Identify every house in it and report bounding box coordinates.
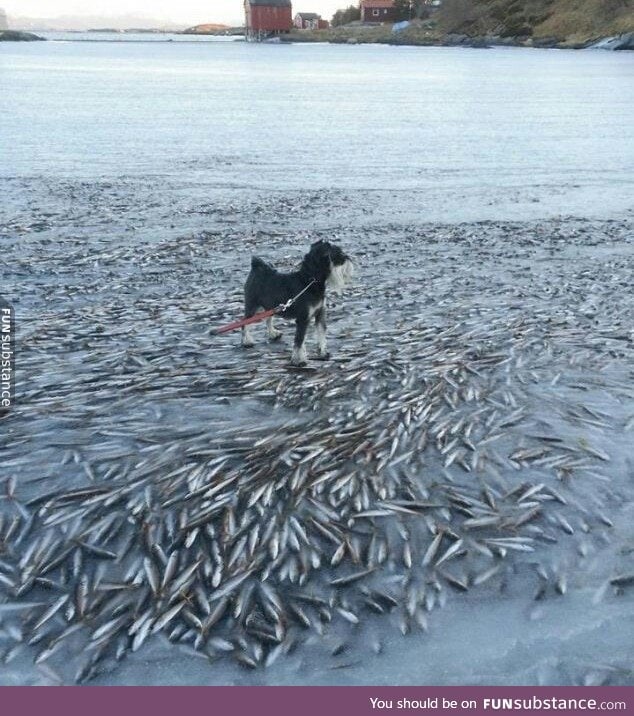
[359,0,397,23]
[294,12,319,29]
[293,12,330,30]
[294,12,329,29]
[0,8,8,31]
[244,0,293,39]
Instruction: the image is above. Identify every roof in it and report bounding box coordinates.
[297,12,320,19]
[360,0,395,7]
[246,0,292,6]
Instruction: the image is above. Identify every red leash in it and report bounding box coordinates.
[213,279,316,336]
[214,307,277,335]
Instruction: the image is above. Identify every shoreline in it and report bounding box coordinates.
[2,27,633,51]
[281,27,634,51]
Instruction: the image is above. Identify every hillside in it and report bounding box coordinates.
[435,0,634,42]
[287,0,634,47]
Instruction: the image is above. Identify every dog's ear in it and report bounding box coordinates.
[309,240,331,259]
[305,240,332,278]
[314,240,333,256]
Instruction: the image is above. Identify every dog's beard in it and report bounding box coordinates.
[326,259,354,295]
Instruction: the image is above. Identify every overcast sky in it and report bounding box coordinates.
[3,0,347,25]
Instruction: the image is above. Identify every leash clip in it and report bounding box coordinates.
[276,278,317,314]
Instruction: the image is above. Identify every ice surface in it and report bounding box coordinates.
[1,40,633,686]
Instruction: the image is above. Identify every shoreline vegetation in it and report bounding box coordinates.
[281,23,634,50]
[181,20,634,51]
[295,0,634,50]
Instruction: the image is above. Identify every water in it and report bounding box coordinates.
[1,38,633,221]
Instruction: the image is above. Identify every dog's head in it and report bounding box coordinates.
[304,240,353,294]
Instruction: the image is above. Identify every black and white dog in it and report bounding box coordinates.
[242,240,353,366]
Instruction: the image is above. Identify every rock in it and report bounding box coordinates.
[613,32,634,51]
[588,32,634,51]
[531,36,560,49]
[465,36,491,48]
[484,35,518,47]
[0,30,46,41]
[444,33,468,45]
[346,37,358,44]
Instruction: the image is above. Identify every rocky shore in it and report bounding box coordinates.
[283,25,634,51]
[0,30,45,41]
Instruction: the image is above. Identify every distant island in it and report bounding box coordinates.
[182,23,245,36]
[1,11,189,32]
[0,30,46,41]
[87,28,171,34]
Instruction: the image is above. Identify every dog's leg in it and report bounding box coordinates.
[242,323,255,348]
[291,314,309,366]
[242,300,257,348]
[266,316,282,342]
[314,305,330,361]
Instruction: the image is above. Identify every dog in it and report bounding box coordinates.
[241,240,353,366]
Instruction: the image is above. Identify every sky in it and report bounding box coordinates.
[2,0,348,26]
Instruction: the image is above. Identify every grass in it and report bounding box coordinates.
[284,1,634,47]
[533,0,634,41]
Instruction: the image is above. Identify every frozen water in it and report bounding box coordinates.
[1,38,633,686]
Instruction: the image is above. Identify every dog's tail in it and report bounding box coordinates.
[250,256,267,271]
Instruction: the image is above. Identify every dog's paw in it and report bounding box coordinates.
[242,340,256,349]
[290,358,307,367]
[314,352,331,361]
[268,331,283,342]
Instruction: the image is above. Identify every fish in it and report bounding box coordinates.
[5,229,630,685]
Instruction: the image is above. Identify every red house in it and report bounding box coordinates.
[245,0,293,39]
[360,0,397,23]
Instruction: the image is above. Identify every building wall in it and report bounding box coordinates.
[247,5,293,32]
[294,15,323,29]
[361,6,398,22]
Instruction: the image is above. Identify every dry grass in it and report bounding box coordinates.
[436,0,634,40]
[286,25,397,43]
[534,0,634,40]
[286,1,634,45]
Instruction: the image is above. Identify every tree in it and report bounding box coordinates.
[413,0,431,19]
[394,0,413,20]
[392,1,431,22]
[331,4,361,26]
